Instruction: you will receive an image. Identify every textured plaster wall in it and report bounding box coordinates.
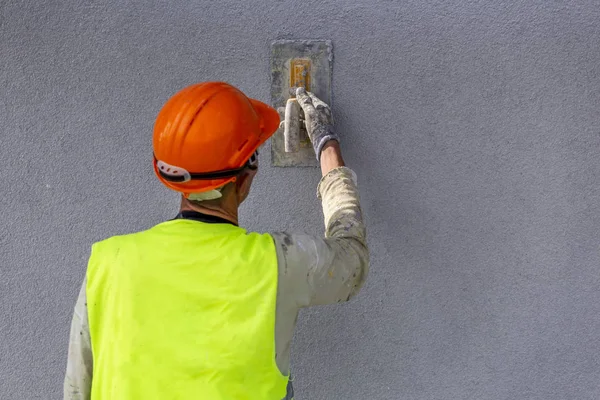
[2,1,600,399]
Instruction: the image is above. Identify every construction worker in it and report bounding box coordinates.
[64,82,369,400]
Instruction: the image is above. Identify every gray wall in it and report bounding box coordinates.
[2,1,599,399]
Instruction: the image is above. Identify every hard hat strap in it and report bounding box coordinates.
[155,151,258,183]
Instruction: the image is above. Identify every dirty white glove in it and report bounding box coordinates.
[295,87,340,161]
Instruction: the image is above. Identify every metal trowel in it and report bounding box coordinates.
[270,40,333,167]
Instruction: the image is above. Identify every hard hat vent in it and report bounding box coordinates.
[156,160,191,183]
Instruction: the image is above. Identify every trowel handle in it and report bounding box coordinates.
[284,98,301,153]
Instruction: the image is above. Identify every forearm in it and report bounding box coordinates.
[318,165,365,240]
[319,140,344,176]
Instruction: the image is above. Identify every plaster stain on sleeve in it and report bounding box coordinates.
[282,233,293,246]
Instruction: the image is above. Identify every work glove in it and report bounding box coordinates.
[295,87,340,160]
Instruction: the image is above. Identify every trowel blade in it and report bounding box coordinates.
[270,40,333,167]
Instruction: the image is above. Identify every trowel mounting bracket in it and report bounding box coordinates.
[270,39,333,167]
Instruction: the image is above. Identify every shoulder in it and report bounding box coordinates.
[239,231,278,255]
[91,222,167,249]
[270,232,321,269]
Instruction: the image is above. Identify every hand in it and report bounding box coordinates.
[295,87,340,160]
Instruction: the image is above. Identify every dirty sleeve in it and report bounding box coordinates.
[63,281,92,400]
[272,166,369,308]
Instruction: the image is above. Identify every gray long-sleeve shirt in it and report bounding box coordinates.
[64,166,369,399]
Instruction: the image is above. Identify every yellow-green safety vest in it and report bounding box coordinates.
[86,218,289,399]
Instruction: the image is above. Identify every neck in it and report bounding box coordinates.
[179,197,239,226]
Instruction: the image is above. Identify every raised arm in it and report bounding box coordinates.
[273,88,369,307]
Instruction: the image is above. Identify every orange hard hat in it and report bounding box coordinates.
[152,82,280,196]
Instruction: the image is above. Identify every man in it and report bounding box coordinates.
[64,82,368,399]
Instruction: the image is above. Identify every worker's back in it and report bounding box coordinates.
[86,218,288,400]
[64,84,368,400]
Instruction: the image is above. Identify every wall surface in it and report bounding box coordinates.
[2,1,600,399]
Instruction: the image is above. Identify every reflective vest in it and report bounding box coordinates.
[86,216,289,399]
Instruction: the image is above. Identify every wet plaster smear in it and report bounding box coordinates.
[2,1,600,399]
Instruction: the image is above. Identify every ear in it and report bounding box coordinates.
[236,168,254,188]
[235,167,257,202]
